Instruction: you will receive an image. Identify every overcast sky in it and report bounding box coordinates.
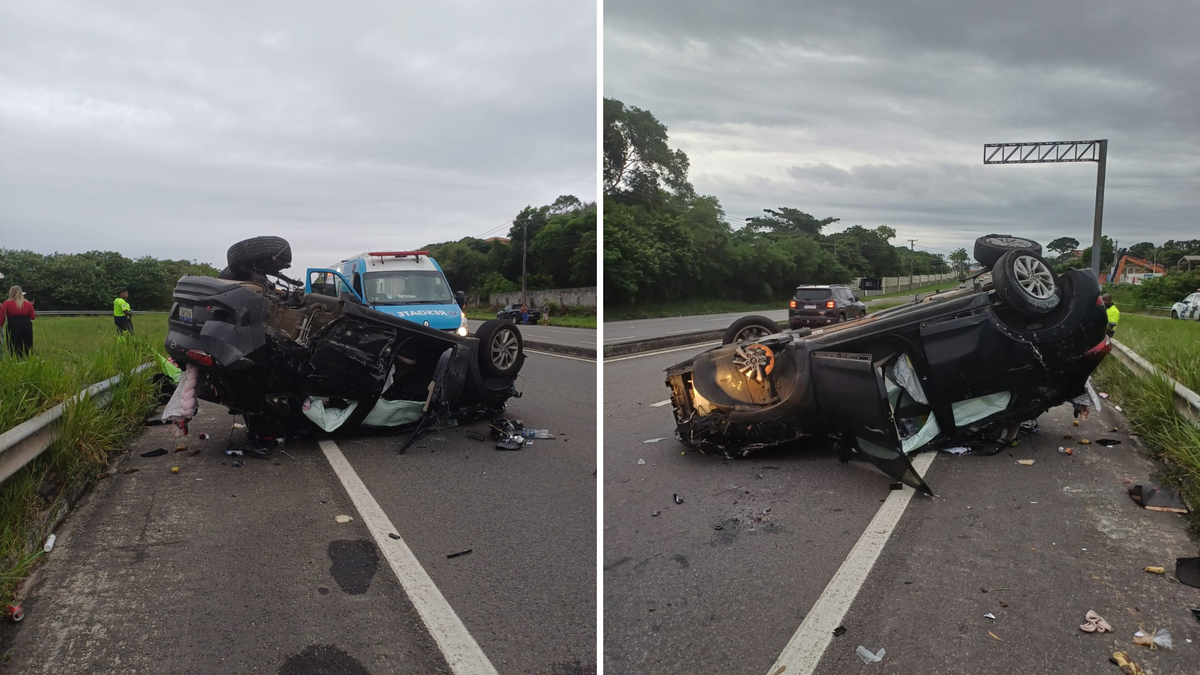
[0,0,596,276]
[606,0,1200,260]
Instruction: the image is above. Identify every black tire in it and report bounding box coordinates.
[722,315,781,345]
[474,319,523,378]
[218,266,250,281]
[974,234,1043,269]
[1171,310,1179,320]
[837,313,846,323]
[227,236,292,275]
[991,249,1061,316]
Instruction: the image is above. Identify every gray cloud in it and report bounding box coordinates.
[0,0,596,274]
[606,0,1200,258]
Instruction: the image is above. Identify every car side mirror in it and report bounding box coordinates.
[455,291,466,308]
[853,296,860,302]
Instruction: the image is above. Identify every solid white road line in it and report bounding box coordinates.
[604,341,722,362]
[319,440,500,675]
[765,451,937,675]
[524,349,596,362]
[650,399,672,407]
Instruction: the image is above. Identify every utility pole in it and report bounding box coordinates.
[908,239,917,290]
[521,219,528,307]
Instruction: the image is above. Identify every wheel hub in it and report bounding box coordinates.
[1012,255,1055,299]
[733,344,775,383]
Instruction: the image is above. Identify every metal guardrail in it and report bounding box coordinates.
[0,363,154,483]
[36,311,169,316]
[1109,339,1200,425]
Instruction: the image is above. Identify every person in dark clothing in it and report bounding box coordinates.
[0,285,36,358]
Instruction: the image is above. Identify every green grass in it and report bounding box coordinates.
[1110,314,1200,393]
[0,323,164,603]
[465,308,596,329]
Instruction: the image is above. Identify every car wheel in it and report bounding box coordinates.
[991,249,1061,316]
[1171,310,1179,320]
[475,319,523,378]
[722,315,780,345]
[837,313,846,323]
[218,266,250,281]
[227,236,293,276]
[974,234,1043,269]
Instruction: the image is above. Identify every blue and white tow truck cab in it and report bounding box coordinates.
[305,251,469,336]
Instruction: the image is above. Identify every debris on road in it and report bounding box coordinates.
[1110,651,1145,675]
[855,645,885,664]
[388,533,401,540]
[1099,392,1109,399]
[643,438,668,444]
[492,417,528,450]
[1058,447,1073,455]
[465,430,486,441]
[198,432,210,440]
[833,626,847,637]
[1128,485,1189,514]
[1079,439,1091,445]
[231,460,244,467]
[1081,610,1113,633]
[1132,627,1173,650]
[673,493,684,504]
[889,482,903,490]
[941,446,971,455]
[4,605,23,622]
[984,613,996,620]
[637,459,646,465]
[122,468,139,475]
[175,444,187,452]
[1114,405,1123,412]
[1017,459,1035,466]
[140,448,168,458]
[43,534,55,553]
[1177,557,1200,588]
[1096,439,1121,447]
[988,630,1002,641]
[446,549,473,559]
[225,450,244,456]
[1190,607,1200,625]
[171,466,179,474]
[1144,566,1165,574]
[651,510,660,517]
[335,515,353,523]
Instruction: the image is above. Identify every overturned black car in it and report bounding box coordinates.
[665,235,1112,493]
[164,237,525,445]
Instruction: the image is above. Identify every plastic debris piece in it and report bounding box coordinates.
[122,468,140,475]
[1099,392,1109,399]
[984,613,996,620]
[1151,628,1173,649]
[495,439,524,451]
[1114,405,1122,412]
[1176,557,1200,588]
[833,626,847,637]
[1128,485,1189,514]
[175,444,187,452]
[1096,439,1121,447]
[225,450,244,456]
[855,646,885,664]
[388,533,401,540]
[988,631,1001,641]
[232,422,246,429]
[1144,566,1164,574]
[171,466,179,474]
[1079,439,1091,445]
[198,432,209,440]
[1017,459,1035,466]
[673,493,684,504]
[335,515,353,523]
[941,447,970,455]
[231,460,244,467]
[1110,651,1145,675]
[889,483,903,491]
[637,459,646,465]
[43,534,55,553]
[651,510,660,516]
[643,438,668,444]
[1081,610,1113,633]
[1073,420,1080,426]
[140,448,168,457]
[447,549,473,559]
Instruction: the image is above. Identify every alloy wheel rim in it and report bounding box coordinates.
[735,326,770,342]
[492,330,518,369]
[1013,255,1056,299]
[987,236,1035,249]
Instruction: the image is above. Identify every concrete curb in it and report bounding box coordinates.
[602,329,725,358]
[1109,339,1200,425]
[524,340,596,360]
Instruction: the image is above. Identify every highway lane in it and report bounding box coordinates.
[3,351,596,675]
[603,345,1200,675]
[468,319,596,349]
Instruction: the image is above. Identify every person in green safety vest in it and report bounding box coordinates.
[1102,293,1119,337]
[114,290,134,334]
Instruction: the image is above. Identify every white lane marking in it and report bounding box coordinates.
[650,399,672,407]
[665,329,705,335]
[604,341,722,362]
[766,451,937,675]
[524,349,596,362]
[319,440,500,675]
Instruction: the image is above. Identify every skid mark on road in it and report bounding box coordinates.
[766,451,937,675]
[320,440,499,675]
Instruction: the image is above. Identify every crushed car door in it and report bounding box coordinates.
[810,351,933,494]
[305,268,364,304]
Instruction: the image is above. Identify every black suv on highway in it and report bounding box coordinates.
[789,285,866,328]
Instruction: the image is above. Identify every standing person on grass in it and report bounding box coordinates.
[1102,293,1119,337]
[0,285,36,359]
[114,290,134,334]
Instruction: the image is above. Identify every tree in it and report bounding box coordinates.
[1047,237,1079,258]
[745,208,839,237]
[949,248,970,276]
[603,98,693,200]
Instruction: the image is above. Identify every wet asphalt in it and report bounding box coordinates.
[603,345,1200,675]
[1,351,596,675]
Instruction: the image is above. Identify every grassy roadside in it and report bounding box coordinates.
[1,323,165,604]
[1093,316,1200,529]
[464,309,597,329]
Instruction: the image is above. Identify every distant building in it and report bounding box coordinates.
[1070,250,1083,258]
[1111,252,1166,285]
[484,237,511,244]
[1179,255,1200,271]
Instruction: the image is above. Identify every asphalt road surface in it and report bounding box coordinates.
[3,351,597,675]
[468,319,596,350]
[604,344,1199,675]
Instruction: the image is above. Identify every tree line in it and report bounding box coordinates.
[1046,235,1200,274]
[0,250,220,311]
[602,98,958,307]
[422,196,597,303]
